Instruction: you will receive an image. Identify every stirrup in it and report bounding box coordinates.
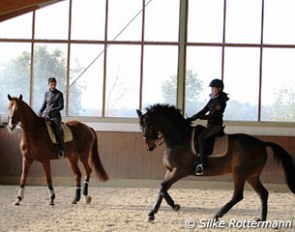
[195,164,204,176]
[58,150,65,159]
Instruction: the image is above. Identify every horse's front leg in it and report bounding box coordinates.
[148,169,184,221]
[14,158,33,205]
[148,192,163,221]
[42,161,55,205]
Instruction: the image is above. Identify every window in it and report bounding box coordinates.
[185,46,222,116]
[223,47,260,121]
[71,0,106,40]
[0,43,31,112]
[105,45,141,117]
[108,0,142,41]
[226,0,262,43]
[69,44,104,116]
[264,0,295,44]
[0,13,32,39]
[32,44,68,113]
[142,45,178,108]
[1,0,295,123]
[34,0,69,39]
[188,0,223,43]
[261,49,295,121]
[144,0,180,42]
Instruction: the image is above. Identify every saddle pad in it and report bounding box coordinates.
[45,121,73,144]
[209,135,228,157]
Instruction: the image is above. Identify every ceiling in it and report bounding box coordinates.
[0,0,64,22]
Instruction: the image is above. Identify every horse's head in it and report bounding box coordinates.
[7,94,24,131]
[137,104,191,150]
[136,109,159,151]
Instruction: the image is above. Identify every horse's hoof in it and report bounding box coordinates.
[147,214,155,222]
[14,199,20,205]
[84,195,92,204]
[49,200,54,206]
[213,215,220,221]
[174,204,180,211]
[71,200,77,204]
[254,217,265,222]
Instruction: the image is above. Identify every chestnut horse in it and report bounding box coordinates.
[137,104,295,221]
[7,95,109,205]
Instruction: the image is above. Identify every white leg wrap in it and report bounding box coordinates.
[48,189,55,198]
[17,187,24,200]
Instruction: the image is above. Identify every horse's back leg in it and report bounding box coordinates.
[68,156,82,204]
[80,155,92,204]
[247,175,269,221]
[42,160,55,205]
[14,158,33,205]
[214,174,246,220]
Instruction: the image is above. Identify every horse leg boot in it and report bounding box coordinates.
[48,185,55,206]
[247,176,269,221]
[73,186,81,204]
[81,158,92,204]
[69,159,82,204]
[14,186,25,205]
[83,180,92,204]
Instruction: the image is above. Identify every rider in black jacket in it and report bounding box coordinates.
[190,79,229,175]
[39,77,65,158]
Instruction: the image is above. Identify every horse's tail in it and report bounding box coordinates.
[265,142,295,194]
[89,127,109,182]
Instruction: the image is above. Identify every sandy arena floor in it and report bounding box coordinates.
[0,183,294,232]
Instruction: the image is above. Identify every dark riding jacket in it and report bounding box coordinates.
[192,92,229,126]
[39,89,64,119]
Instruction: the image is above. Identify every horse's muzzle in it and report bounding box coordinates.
[147,146,155,152]
[145,142,156,151]
[8,121,16,131]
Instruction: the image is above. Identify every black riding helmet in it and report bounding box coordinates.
[48,77,57,84]
[209,79,224,90]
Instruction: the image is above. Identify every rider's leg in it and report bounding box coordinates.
[196,125,222,175]
[52,118,64,158]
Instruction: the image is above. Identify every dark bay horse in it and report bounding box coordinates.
[136,104,295,221]
[7,95,109,205]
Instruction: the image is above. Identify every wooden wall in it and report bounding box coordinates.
[0,127,294,185]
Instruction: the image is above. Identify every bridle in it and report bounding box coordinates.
[8,100,23,130]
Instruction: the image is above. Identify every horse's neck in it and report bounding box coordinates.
[160,123,190,148]
[20,107,41,131]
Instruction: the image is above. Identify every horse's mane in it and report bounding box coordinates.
[145,104,190,146]
[145,103,189,127]
[22,100,38,116]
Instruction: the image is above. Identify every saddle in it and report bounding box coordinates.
[192,125,229,157]
[45,120,73,144]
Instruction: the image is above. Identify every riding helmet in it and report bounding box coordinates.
[209,79,224,90]
[48,77,57,83]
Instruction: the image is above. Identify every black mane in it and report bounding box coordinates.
[145,104,191,146]
[145,104,185,122]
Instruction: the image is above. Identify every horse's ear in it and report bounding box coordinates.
[136,109,142,118]
[19,94,23,101]
[7,94,12,101]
